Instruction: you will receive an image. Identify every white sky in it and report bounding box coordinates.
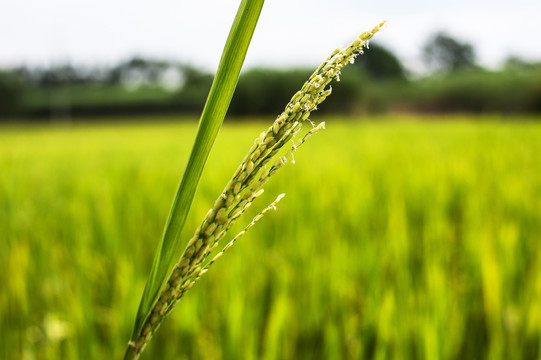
[1,0,540,72]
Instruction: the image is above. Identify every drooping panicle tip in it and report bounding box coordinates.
[372,20,387,35]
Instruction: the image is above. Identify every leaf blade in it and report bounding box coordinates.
[130,0,265,339]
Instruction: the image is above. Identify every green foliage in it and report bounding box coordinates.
[174,67,214,112]
[229,68,311,115]
[12,65,541,119]
[352,43,407,81]
[407,68,541,113]
[0,70,24,117]
[229,67,367,115]
[127,21,383,357]
[4,39,541,119]
[127,0,265,356]
[423,32,476,73]
[21,85,177,118]
[2,117,541,359]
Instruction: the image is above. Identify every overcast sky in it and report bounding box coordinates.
[1,0,540,72]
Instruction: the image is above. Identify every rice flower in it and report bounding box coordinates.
[127,20,385,356]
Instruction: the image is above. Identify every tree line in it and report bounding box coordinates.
[1,32,540,120]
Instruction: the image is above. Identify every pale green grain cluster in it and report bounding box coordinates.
[127,20,385,356]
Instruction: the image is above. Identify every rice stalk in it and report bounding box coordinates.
[126,1,264,357]
[126,20,385,359]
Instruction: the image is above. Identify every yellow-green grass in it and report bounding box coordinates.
[1,115,541,359]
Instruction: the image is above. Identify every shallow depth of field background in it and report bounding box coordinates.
[3,1,541,359]
[2,115,541,359]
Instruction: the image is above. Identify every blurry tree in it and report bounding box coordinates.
[36,65,71,87]
[353,43,406,80]
[229,68,310,114]
[107,65,122,85]
[0,70,24,118]
[35,64,91,87]
[505,56,541,72]
[423,32,476,72]
[229,67,366,115]
[25,64,108,88]
[174,65,213,111]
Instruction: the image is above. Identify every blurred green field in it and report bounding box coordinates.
[1,115,541,359]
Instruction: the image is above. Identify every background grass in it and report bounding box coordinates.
[1,115,541,359]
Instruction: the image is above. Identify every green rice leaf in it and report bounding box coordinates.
[130,0,265,340]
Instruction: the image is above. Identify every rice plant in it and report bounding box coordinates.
[123,1,385,357]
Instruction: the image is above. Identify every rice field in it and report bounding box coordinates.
[1,115,541,359]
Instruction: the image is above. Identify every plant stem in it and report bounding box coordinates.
[124,0,264,358]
